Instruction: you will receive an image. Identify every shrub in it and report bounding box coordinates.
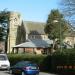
[51,49,75,73]
[7,53,46,66]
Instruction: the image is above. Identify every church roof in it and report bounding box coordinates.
[13,39,53,48]
[23,21,46,35]
[65,31,75,37]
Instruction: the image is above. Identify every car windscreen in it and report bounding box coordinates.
[13,61,37,68]
[26,63,37,66]
[13,62,27,68]
[0,55,7,60]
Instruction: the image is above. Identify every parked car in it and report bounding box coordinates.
[9,61,39,75]
[0,53,10,70]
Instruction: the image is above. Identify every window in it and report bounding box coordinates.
[0,55,7,60]
[28,35,35,39]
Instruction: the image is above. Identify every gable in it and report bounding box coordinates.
[23,21,46,35]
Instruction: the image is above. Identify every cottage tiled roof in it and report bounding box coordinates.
[13,39,53,48]
[23,21,46,34]
[65,31,75,37]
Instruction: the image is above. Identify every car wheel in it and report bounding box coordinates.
[22,72,25,75]
[9,69,13,74]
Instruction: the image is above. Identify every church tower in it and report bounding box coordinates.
[7,12,22,53]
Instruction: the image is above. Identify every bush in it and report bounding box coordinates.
[51,49,75,74]
[7,53,46,67]
[39,55,52,72]
[7,49,75,74]
[7,53,52,72]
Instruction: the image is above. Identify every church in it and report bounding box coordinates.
[5,12,53,54]
[0,11,75,54]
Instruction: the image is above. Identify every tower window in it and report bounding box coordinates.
[14,18,17,21]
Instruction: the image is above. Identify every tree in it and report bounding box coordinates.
[44,9,69,50]
[60,0,75,25]
[0,10,9,41]
[0,10,10,53]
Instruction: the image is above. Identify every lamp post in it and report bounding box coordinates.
[0,24,2,39]
[53,20,62,52]
[59,21,62,52]
[0,24,2,27]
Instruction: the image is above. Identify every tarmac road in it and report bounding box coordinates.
[0,71,57,75]
[0,71,10,75]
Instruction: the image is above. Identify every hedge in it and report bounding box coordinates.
[7,49,75,74]
[7,53,48,72]
[51,49,75,74]
[7,53,47,65]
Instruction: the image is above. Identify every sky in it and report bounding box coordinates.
[0,0,60,22]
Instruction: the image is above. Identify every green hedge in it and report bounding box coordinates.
[51,49,75,74]
[7,53,47,67]
[8,54,46,65]
[7,53,52,72]
[7,49,75,74]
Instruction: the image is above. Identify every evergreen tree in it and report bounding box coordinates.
[44,9,69,50]
[0,9,10,53]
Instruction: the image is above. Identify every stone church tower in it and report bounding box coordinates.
[7,12,22,53]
